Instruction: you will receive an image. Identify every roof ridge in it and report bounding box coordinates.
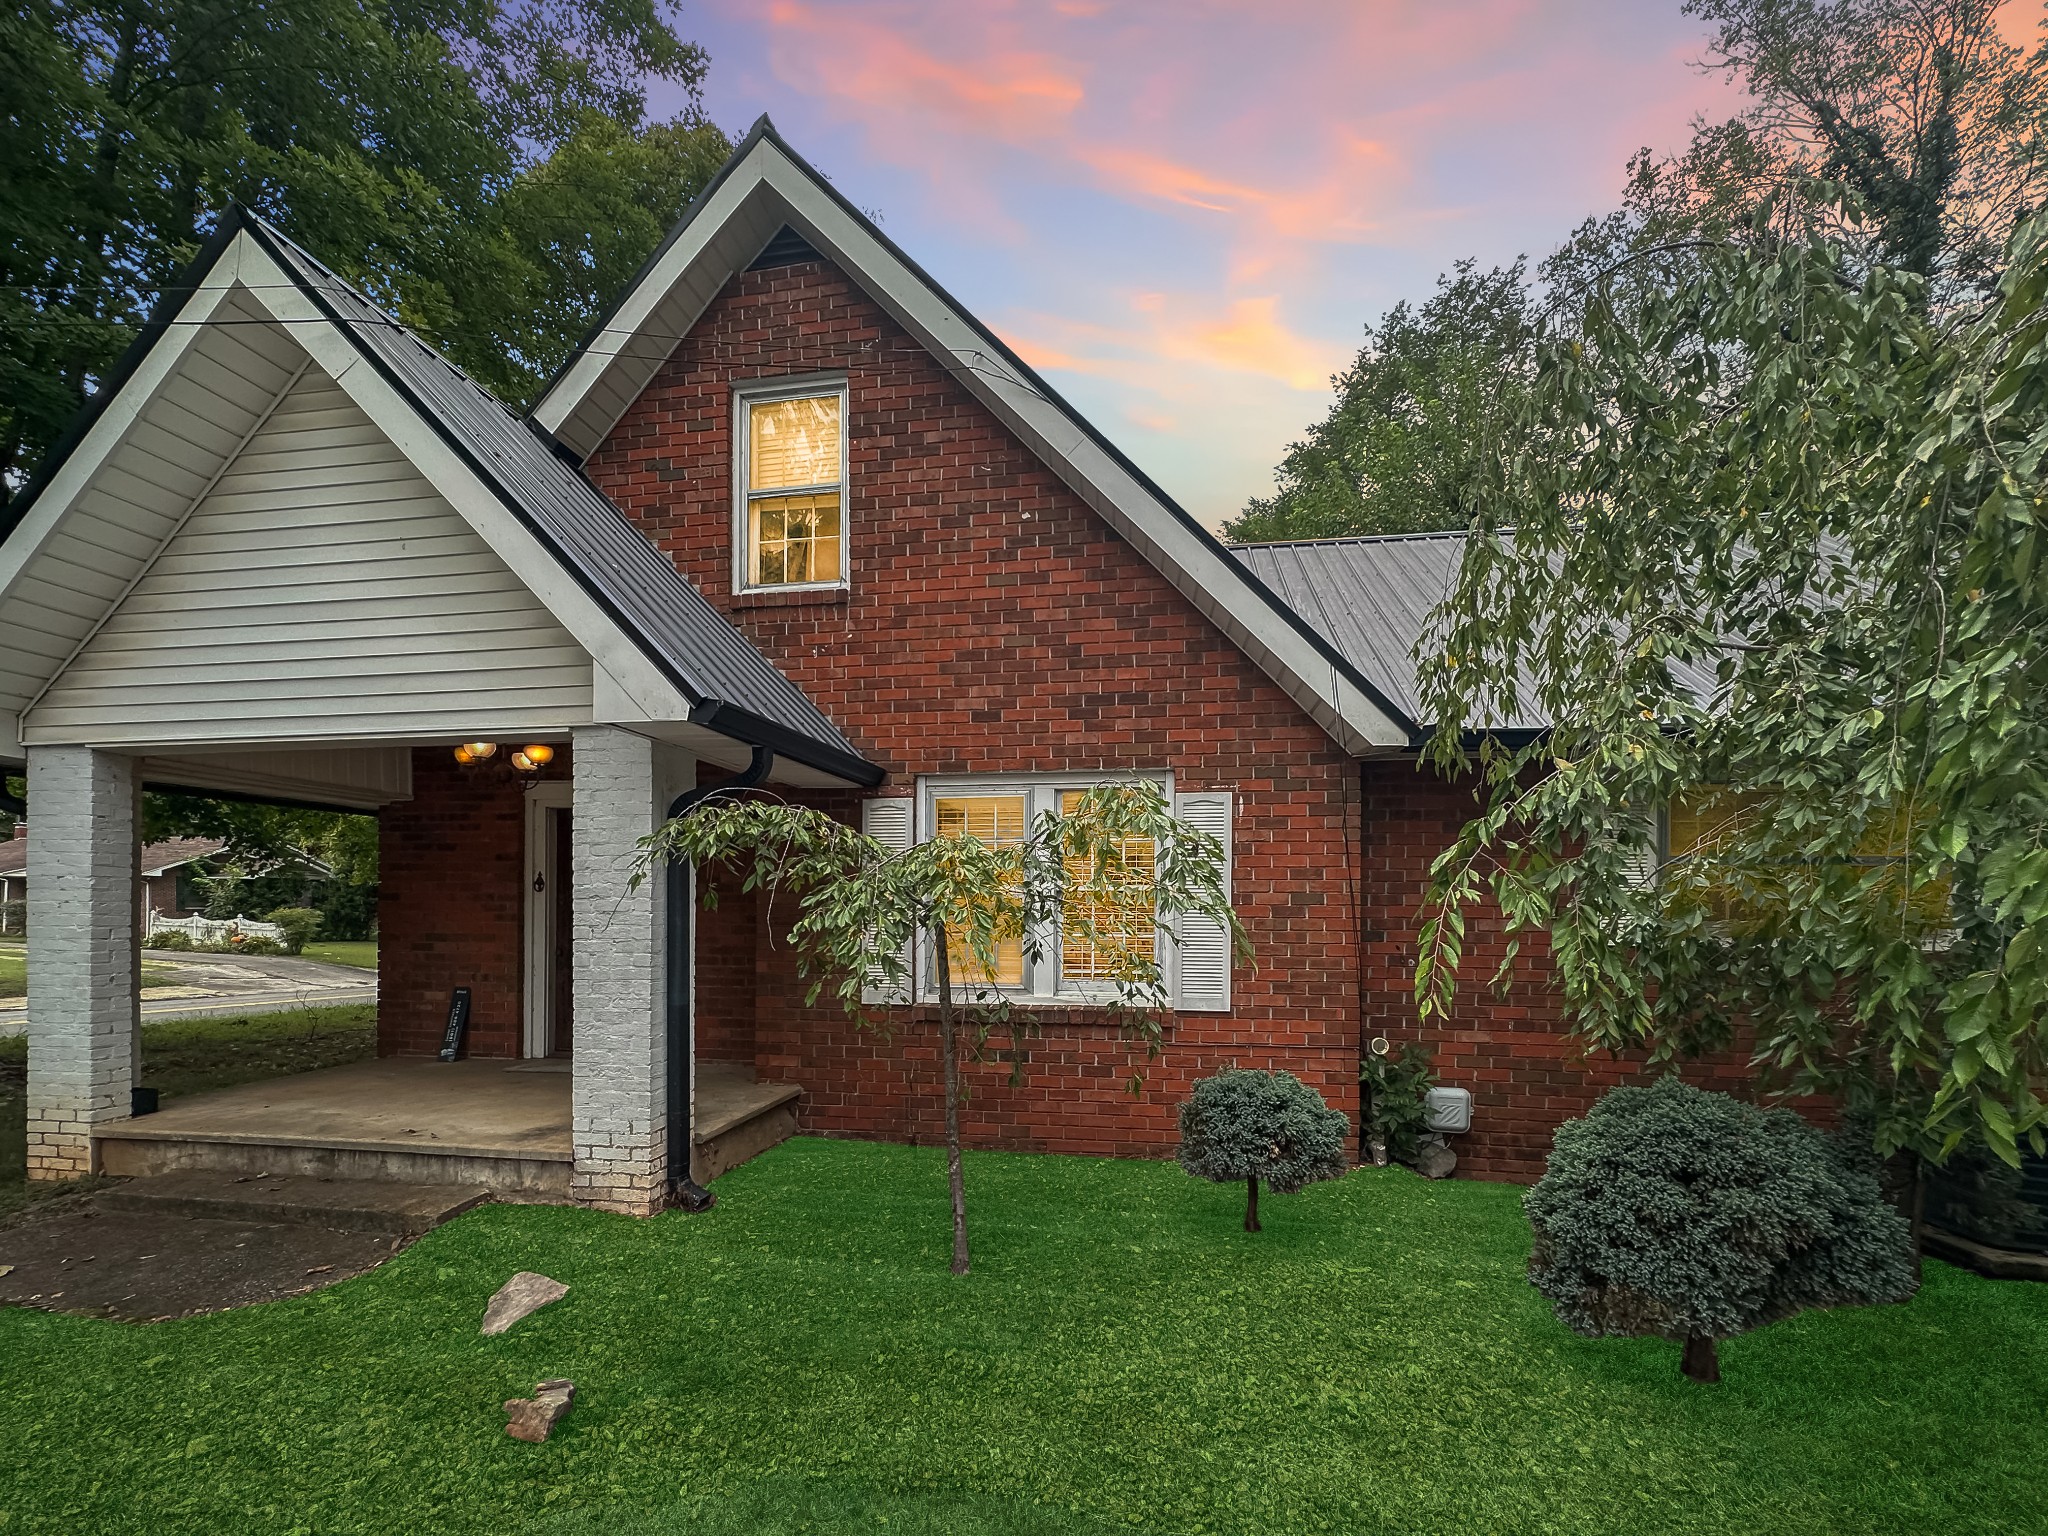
[1229,529,1475,550]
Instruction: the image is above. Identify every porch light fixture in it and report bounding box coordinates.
[510,744,556,773]
[455,741,499,765]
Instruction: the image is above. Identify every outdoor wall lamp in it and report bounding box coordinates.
[454,741,499,764]
[510,744,556,773]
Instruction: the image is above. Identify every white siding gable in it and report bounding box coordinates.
[26,367,594,747]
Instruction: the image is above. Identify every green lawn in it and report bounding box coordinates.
[0,1004,375,1220]
[0,1138,2040,1536]
[0,940,180,999]
[302,939,378,970]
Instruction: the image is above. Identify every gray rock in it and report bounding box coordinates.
[1413,1136,1458,1181]
[480,1271,568,1336]
[504,1378,575,1443]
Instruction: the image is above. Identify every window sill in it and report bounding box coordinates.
[732,586,850,609]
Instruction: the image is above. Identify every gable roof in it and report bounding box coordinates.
[530,118,1418,756]
[0,209,879,786]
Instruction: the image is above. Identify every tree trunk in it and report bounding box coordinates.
[1244,1174,1261,1233]
[934,924,970,1276]
[1681,1334,1720,1384]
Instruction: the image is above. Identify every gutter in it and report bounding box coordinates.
[664,744,775,1211]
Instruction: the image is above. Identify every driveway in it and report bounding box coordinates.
[0,948,376,1036]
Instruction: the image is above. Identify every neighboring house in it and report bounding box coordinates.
[0,825,225,933]
[0,120,1728,1211]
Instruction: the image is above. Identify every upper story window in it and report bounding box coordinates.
[734,378,848,592]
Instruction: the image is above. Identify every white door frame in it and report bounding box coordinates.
[522,781,574,1058]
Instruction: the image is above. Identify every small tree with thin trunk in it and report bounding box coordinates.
[1177,1068,1351,1231]
[641,782,1246,1275]
[1525,1078,1916,1382]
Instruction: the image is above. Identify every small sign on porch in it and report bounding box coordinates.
[439,987,473,1062]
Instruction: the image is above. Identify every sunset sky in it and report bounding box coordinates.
[658,2,1758,528]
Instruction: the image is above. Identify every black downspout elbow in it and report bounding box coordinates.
[664,744,775,1212]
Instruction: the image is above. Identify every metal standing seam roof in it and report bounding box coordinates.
[238,216,880,786]
[1233,531,1723,736]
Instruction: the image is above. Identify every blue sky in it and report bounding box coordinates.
[648,2,1755,528]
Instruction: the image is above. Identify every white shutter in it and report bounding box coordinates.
[1619,804,1664,889]
[861,796,916,1004]
[1173,791,1233,1013]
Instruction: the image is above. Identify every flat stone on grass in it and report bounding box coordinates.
[481,1270,568,1335]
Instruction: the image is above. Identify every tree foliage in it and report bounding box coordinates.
[1223,261,1536,543]
[1177,1068,1350,1232]
[1236,0,2048,543]
[1416,200,2048,1170]
[643,783,1248,1271]
[1526,1079,1916,1381]
[1,0,728,493]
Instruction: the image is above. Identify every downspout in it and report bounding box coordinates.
[665,744,775,1212]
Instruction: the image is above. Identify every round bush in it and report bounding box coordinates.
[232,935,286,956]
[1178,1068,1350,1231]
[263,906,325,955]
[146,929,193,951]
[1525,1078,1916,1381]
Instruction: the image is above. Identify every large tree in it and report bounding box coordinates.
[1414,200,2048,1178]
[1223,261,1535,544]
[0,0,729,495]
[1234,0,2048,544]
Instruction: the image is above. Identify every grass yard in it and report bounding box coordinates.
[301,939,378,970]
[0,938,180,999]
[0,1138,2040,1536]
[0,1004,375,1220]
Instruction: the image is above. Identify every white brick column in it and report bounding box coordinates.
[569,727,691,1215]
[25,746,140,1179]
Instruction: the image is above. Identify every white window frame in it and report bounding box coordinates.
[916,772,1174,1007]
[731,373,851,595]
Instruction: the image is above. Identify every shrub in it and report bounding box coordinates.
[1361,1042,1435,1166]
[147,929,194,951]
[233,935,286,956]
[1525,1078,1917,1383]
[264,906,325,955]
[2,899,28,935]
[1178,1068,1351,1232]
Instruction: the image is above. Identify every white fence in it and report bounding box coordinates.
[146,912,285,945]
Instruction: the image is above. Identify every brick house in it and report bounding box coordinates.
[0,825,227,935]
[0,121,1664,1211]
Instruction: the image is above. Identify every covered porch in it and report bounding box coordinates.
[0,211,880,1215]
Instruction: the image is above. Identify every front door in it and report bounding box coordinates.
[550,807,573,1056]
[523,780,573,1057]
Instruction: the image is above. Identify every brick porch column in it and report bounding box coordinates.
[569,726,691,1215]
[24,745,140,1179]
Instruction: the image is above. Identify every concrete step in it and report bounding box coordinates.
[98,1170,489,1236]
[692,1079,802,1184]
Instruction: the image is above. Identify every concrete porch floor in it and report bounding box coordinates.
[92,1057,801,1199]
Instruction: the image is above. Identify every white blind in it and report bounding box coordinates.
[1172,792,1233,1013]
[748,395,842,491]
[860,796,915,1004]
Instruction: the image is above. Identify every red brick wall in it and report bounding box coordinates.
[586,254,1368,1157]
[377,747,569,1058]
[1358,761,1759,1181]
[694,867,758,1066]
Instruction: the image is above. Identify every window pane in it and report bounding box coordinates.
[749,493,841,586]
[749,394,842,491]
[933,795,1026,986]
[1059,789,1156,981]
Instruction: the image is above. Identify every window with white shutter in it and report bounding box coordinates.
[1171,791,1233,1012]
[860,796,915,1003]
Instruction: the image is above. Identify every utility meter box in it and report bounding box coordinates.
[1424,1086,1473,1135]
